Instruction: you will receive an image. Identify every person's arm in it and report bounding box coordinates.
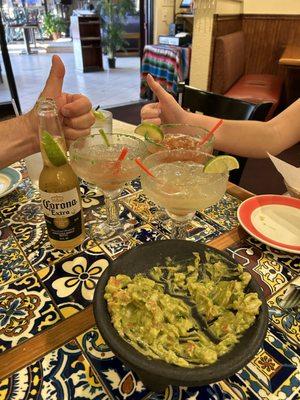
[0,55,94,169]
[184,101,300,158]
[141,74,300,158]
[0,114,37,169]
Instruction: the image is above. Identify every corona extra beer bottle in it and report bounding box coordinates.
[37,98,85,249]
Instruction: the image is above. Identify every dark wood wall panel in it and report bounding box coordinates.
[213,14,243,37]
[209,13,300,91]
[209,14,243,90]
[242,14,300,76]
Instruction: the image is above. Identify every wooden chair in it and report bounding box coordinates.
[177,83,273,185]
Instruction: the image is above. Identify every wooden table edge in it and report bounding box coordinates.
[279,58,300,67]
[279,44,300,67]
[0,306,95,381]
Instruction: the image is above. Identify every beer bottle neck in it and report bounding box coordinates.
[37,99,67,166]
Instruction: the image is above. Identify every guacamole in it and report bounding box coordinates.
[104,251,262,368]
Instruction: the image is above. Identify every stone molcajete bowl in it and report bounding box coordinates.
[93,240,268,392]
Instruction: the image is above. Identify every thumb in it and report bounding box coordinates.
[146,74,170,103]
[40,55,65,99]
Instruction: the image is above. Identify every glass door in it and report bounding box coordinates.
[0,10,21,116]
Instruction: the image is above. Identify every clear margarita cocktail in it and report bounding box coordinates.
[141,149,228,239]
[70,133,146,239]
[92,109,113,134]
[137,124,214,154]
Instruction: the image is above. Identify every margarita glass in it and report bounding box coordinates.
[143,124,215,220]
[140,149,229,239]
[69,133,147,240]
[91,109,113,134]
[145,124,214,154]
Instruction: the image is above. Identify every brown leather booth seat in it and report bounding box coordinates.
[211,31,283,119]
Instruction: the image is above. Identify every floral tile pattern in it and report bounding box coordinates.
[226,240,295,298]
[121,191,160,223]
[160,214,226,243]
[0,221,13,241]
[0,236,33,287]
[0,340,109,399]
[226,325,300,400]
[267,278,300,345]
[267,323,300,357]
[78,327,239,400]
[80,182,142,232]
[0,274,61,353]
[126,178,142,192]
[121,191,227,243]
[80,181,104,212]
[86,203,144,234]
[120,187,135,198]
[101,234,141,260]
[77,326,149,400]
[0,178,39,210]
[101,224,167,259]
[200,193,241,231]
[129,223,168,243]
[118,205,144,230]
[15,221,97,272]
[0,199,44,229]
[14,222,50,268]
[38,247,111,318]
[147,383,238,399]
[122,191,241,237]
[246,237,300,275]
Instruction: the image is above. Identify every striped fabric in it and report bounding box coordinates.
[140,45,191,99]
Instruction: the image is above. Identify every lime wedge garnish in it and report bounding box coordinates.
[203,155,239,173]
[99,129,110,147]
[93,109,106,120]
[134,123,164,143]
[144,132,165,148]
[41,130,67,167]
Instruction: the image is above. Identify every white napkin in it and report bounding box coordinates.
[268,153,300,191]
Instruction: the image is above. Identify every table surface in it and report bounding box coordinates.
[279,44,300,66]
[0,120,299,400]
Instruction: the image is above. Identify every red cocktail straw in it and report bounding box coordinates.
[135,158,181,194]
[135,158,156,178]
[113,147,129,173]
[199,119,223,145]
[117,147,128,162]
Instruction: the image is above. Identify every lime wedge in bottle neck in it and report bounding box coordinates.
[41,130,67,167]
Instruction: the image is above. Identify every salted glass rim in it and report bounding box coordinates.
[69,132,147,162]
[141,149,229,187]
[160,123,214,144]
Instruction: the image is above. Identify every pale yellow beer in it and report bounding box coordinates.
[38,99,85,250]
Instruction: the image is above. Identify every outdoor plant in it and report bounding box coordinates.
[96,0,135,68]
[42,13,66,40]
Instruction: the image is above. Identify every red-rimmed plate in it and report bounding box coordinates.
[237,195,300,254]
